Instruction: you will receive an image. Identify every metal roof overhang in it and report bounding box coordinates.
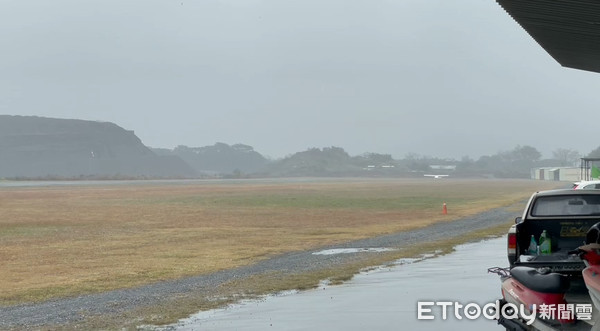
[496,0,600,73]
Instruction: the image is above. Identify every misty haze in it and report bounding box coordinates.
[0,114,589,179]
[3,1,600,330]
[2,0,600,164]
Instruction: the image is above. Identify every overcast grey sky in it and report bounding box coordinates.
[2,0,599,159]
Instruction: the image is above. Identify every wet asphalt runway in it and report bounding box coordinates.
[167,237,507,331]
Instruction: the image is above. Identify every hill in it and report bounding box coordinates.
[153,143,269,175]
[265,147,402,177]
[0,115,196,179]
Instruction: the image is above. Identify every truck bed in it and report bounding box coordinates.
[515,248,585,272]
[514,218,597,273]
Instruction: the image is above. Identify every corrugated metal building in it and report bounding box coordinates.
[496,0,600,73]
[531,167,579,181]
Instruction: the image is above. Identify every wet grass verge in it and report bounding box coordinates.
[64,221,513,330]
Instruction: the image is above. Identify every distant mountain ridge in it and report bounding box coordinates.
[0,115,195,178]
[1,116,555,179]
[0,115,407,179]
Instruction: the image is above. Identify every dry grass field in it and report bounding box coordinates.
[0,178,560,306]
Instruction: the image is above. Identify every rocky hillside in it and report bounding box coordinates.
[0,115,196,178]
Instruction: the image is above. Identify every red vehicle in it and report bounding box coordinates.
[574,223,600,322]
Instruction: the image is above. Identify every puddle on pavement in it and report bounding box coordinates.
[312,247,397,255]
[156,236,508,331]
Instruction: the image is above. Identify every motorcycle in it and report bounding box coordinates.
[578,222,600,316]
[488,266,576,330]
[573,243,600,327]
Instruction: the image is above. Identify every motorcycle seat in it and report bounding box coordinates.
[510,267,570,294]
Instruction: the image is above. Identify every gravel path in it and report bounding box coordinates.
[0,206,518,329]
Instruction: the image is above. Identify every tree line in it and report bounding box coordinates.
[260,145,587,178]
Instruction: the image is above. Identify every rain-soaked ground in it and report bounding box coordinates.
[163,236,508,331]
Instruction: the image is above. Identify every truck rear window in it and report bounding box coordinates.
[531,195,600,216]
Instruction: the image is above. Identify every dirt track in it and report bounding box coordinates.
[0,205,519,329]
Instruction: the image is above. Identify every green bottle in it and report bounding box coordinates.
[539,230,551,255]
[528,235,538,255]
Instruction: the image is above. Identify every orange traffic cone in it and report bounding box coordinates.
[442,202,448,215]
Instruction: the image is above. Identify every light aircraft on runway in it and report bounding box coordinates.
[424,174,449,179]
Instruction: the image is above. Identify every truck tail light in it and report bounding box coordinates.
[507,232,517,255]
